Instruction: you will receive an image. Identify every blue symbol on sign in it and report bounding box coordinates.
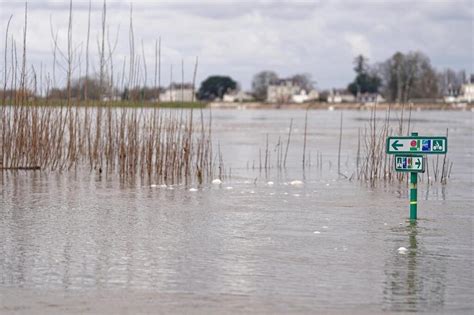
[402,158,407,169]
[422,139,431,152]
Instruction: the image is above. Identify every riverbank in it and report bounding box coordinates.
[3,100,207,109]
[209,101,474,111]
[2,100,472,111]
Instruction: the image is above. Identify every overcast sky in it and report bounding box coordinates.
[0,0,472,90]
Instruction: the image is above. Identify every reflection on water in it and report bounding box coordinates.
[383,222,447,312]
[1,110,473,312]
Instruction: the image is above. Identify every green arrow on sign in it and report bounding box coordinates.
[415,159,421,168]
[391,140,403,151]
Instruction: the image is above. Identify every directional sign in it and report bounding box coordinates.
[386,136,447,154]
[395,155,425,173]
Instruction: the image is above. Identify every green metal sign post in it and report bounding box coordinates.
[387,132,448,221]
[409,132,419,221]
[410,171,417,220]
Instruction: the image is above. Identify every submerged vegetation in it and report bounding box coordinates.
[1,104,222,184]
[356,103,452,186]
[0,1,223,184]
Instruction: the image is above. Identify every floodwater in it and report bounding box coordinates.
[1,109,473,314]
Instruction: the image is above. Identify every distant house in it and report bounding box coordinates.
[459,83,474,103]
[443,82,473,103]
[161,83,196,102]
[327,89,384,103]
[223,90,254,102]
[266,79,301,103]
[356,93,385,103]
[291,89,319,103]
[267,79,318,103]
[101,95,121,102]
[327,89,355,103]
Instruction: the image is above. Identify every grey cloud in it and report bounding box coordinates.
[0,0,471,90]
[156,1,322,20]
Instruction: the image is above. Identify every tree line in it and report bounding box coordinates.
[3,49,468,104]
[347,51,470,102]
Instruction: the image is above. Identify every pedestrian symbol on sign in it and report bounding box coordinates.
[396,157,403,168]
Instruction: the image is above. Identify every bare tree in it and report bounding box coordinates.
[251,70,278,101]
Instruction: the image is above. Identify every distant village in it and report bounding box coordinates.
[157,53,474,106]
[2,52,472,107]
[142,74,474,105]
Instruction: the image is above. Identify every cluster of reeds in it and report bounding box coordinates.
[246,111,324,174]
[1,104,222,184]
[356,102,452,186]
[0,2,225,184]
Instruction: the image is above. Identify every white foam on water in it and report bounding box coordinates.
[322,226,328,229]
[267,181,274,186]
[225,186,233,190]
[212,179,222,185]
[313,231,321,234]
[398,247,408,254]
[293,194,300,197]
[290,180,303,186]
[189,188,198,192]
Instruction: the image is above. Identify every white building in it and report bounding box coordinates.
[357,93,385,103]
[459,83,474,102]
[327,90,355,103]
[223,90,254,102]
[266,79,301,103]
[267,79,318,103]
[161,83,196,102]
[291,89,319,103]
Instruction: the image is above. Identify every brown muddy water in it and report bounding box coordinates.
[1,109,473,314]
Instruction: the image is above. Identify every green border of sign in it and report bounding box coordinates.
[394,154,425,173]
[386,136,448,154]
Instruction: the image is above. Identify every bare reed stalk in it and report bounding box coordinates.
[2,15,13,106]
[141,39,147,91]
[337,111,343,176]
[440,128,449,184]
[1,15,13,168]
[302,108,308,170]
[20,3,27,106]
[265,133,269,171]
[154,38,158,103]
[128,3,135,99]
[283,118,292,168]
